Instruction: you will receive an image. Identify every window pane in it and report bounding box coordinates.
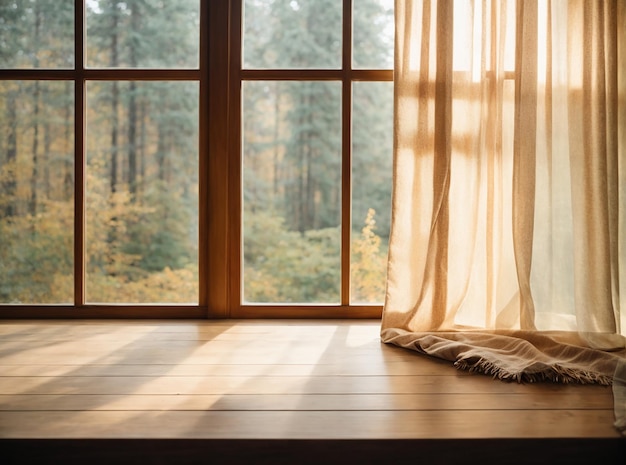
[243,0,342,69]
[86,81,199,303]
[0,81,74,303]
[351,82,393,304]
[86,0,199,68]
[0,0,74,69]
[243,81,342,303]
[353,0,394,69]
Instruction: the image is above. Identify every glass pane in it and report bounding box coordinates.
[351,82,393,304]
[0,0,74,68]
[86,81,199,303]
[0,81,74,303]
[243,81,342,303]
[86,0,199,68]
[353,0,394,69]
[243,0,342,69]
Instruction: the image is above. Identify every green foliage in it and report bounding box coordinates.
[241,0,393,302]
[83,80,199,303]
[0,4,200,303]
[86,0,199,68]
[0,0,74,68]
[124,181,195,273]
[244,0,342,69]
[351,208,388,303]
[0,200,73,303]
[1,0,393,305]
[352,81,394,237]
[243,207,341,303]
[243,207,388,304]
[353,0,394,68]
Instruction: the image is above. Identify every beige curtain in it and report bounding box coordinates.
[382,0,626,387]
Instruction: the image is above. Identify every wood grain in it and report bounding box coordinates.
[0,410,618,439]
[0,320,621,447]
[0,392,613,411]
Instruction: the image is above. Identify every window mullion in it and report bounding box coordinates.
[228,0,244,317]
[341,0,353,306]
[205,0,234,317]
[74,0,85,307]
[199,0,209,309]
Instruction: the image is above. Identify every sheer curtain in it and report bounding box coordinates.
[382,0,625,386]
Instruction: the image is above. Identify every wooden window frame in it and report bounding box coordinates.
[229,0,391,318]
[0,0,390,319]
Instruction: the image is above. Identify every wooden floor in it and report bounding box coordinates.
[0,319,624,464]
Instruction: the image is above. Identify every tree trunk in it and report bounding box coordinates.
[128,83,137,197]
[107,2,121,253]
[127,3,139,199]
[63,81,73,201]
[273,82,281,198]
[109,6,119,194]
[44,110,51,201]
[29,5,42,216]
[4,90,18,217]
[139,100,146,200]
[29,82,40,217]
[157,127,167,182]
[296,114,305,233]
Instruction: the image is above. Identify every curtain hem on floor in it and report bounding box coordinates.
[382,326,625,385]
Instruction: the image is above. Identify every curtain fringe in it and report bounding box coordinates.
[454,358,613,385]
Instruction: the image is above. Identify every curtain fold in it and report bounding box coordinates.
[382,0,625,385]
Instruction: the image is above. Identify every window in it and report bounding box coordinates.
[237,0,394,316]
[0,0,393,318]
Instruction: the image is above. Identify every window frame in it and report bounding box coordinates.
[231,0,392,318]
[0,0,391,319]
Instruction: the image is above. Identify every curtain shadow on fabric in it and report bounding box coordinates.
[382,0,625,388]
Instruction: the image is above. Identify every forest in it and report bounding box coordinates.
[0,0,393,306]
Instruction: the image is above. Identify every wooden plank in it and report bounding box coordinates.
[0,323,384,341]
[0,331,386,345]
[0,359,470,377]
[0,319,382,332]
[0,320,619,447]
[0,339,407,357]
[0,392,613,412]
[0,375,613,396]
[0,410,619,439]
[0,345,432,367]
[0,322,381,343]
[0,350,423,367]
[0,335,437,367]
